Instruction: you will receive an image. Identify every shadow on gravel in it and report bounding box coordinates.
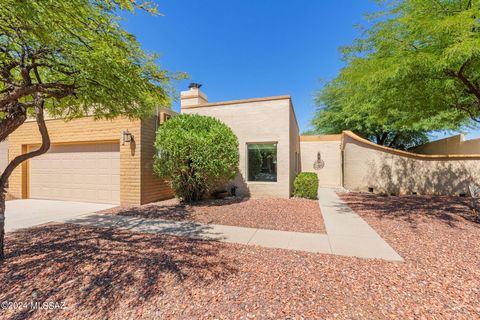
[63,214,228,241]
[338,192,479,229]
[104,197,250,221]
[0,224,237,320]
[97,197,326,234]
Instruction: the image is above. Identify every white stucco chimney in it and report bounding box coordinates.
[180,83,208,109]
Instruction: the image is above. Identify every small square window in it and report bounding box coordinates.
[247,143,277,182]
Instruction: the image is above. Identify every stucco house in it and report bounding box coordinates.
[180,84,300,198]
[180,84,480,197]
[1,83,480,206]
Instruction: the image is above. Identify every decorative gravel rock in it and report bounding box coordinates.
[1,193,479,319]
[99,197,326,234]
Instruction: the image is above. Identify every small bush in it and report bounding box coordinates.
[154,114,239,202]
[294,172,318,199]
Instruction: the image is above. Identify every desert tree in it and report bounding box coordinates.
[312,0,479,149]
[0,0,184,260]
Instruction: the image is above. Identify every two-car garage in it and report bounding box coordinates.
[28,143,120,204]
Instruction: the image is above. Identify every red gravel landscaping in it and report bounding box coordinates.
[1,193,479,319]
[99,197,326,234]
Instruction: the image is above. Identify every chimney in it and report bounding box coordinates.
[180,83,208,109]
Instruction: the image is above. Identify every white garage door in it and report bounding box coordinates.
[29,143,120,204]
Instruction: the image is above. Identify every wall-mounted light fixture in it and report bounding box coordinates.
[122,129,133,145]
[313,151,325,170]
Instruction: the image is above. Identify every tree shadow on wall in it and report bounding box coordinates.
[359,156,480,227]
[366,155,477,197]
[0,224,238,320]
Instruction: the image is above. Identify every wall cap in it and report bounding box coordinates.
[343,131,480,160]
[300,135,342,142]
[182,95,291,109]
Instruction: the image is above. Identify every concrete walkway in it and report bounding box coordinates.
[58,214,332,253]
[318,188,403,261]
[58,189,402,261]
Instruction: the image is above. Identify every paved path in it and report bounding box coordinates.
[318,188,403,261]
[5,199,116,232]
[58,189,402,262]
[58,214,332,253]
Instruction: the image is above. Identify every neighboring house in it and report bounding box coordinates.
[414,134,480,155]
[180,84,480,197]
[2,83,480,205]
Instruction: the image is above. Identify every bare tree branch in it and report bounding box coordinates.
[0,82,76,109]
[0,103,28,142]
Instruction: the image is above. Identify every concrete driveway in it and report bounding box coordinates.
[5,199,117,232]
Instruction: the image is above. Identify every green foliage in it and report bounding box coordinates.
[312,0,480,148]
[293,172,318,200]
[0,0,185,121]
[99,0,161,15]
[247,145,262,180]
[312,82,433,149]
[154,114,239,202]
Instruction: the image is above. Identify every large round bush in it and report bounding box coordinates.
[154,114,239,202]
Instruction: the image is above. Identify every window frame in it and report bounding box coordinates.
[245,141,278,183]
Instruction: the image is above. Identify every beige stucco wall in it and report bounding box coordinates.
[8,116,172,205]
[300,136,342,187]
[415,134,480,155]
[182,97,293,198]
[289,102,300,195]
[343,133,480,195]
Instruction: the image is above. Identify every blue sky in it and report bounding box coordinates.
[120,0,480,140]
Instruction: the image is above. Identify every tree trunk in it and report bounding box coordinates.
[0,94,50,261]
[375,133,388,146]
[0,189,5,260]
[0,106,27,142]
[387,133,400,148]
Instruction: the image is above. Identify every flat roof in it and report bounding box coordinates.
[184,95,291,109]
[183,94,299,132]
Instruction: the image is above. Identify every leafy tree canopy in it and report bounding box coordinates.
[311,0,479,149]
[1,0,185,137]
[0,0,184,260]
[312,75,468,149]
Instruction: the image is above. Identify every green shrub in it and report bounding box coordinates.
[154,114,239,202]
[293,172,318,199]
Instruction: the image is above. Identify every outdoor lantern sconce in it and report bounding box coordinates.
[122,130,133,145]
[313,151,325,170]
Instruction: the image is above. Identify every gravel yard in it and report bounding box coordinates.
[99,197,326,234]
[1,193,479,319]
